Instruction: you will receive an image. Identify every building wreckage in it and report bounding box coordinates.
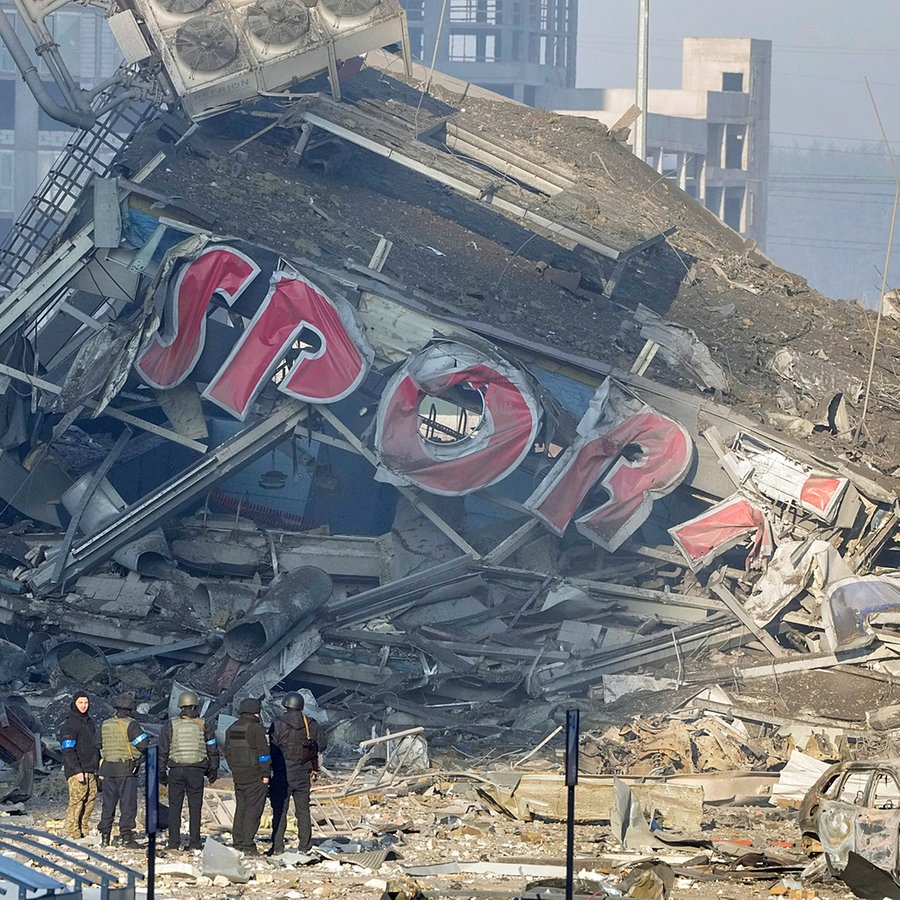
[1,0,900,895]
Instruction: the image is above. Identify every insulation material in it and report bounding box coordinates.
[744,539,854,627]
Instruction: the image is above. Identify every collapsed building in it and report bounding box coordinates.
[0,2,899,891]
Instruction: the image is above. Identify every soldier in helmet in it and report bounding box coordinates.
[269,691,325,855]
[224,697,270,855]
[98,693,149,849]
[158,690,220,851]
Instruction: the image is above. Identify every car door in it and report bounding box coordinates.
[854,770,900,877]
[819,768,873,873]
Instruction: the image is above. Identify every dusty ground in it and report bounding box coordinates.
[10,756,858,900]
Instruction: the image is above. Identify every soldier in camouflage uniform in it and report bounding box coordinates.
[59,691,100,839]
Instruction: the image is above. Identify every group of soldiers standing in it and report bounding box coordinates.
[58,688,324,855]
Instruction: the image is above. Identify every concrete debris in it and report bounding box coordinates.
[0,638,28,684]
[0,24,895,900]
[201,837,252,883]
[618,859,675,899]
[634,304,730,394]
[770,750,831,806]
[770,347,865,409]
[885,288,900,322]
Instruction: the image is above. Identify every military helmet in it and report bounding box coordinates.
[238,697,261,715]
[178,690,199,708]
[113,692,135,711]
[282,692,304,711]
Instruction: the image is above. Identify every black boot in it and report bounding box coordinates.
[100,833,110,848]
[119,831,140,849]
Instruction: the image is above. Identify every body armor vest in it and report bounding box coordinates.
[102,716,136,762]
[226,723,255,768]
[277,715,317,765]
[170,717,207,764]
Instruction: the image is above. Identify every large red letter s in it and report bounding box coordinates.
[135,245,260,389]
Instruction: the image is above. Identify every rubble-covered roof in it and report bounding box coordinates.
[0,47,898,898]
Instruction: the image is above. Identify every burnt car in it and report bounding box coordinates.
[799,759,900,885]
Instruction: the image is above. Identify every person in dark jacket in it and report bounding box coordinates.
[158,690,220,851]
[269,691,325,855]
[224,697,270,855]
[59,691,101,840]
[98,693,150,849]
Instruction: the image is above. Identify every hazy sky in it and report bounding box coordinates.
[576,1,900,148]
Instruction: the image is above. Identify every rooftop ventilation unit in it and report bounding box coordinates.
[158,0,211,15]
[174,16,241,71]
[246,0,311,47]
[318,0,382,22]
[123,0,410,119]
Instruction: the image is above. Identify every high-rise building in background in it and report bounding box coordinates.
[543,37,772,247]
[0,2,120,242]
[397,6,769,247]
[400,0,577,104]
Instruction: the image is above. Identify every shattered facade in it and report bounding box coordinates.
[0,5,898,898]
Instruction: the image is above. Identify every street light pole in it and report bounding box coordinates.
[634,0,650,163]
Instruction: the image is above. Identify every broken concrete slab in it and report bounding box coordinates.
[478,771,704,832]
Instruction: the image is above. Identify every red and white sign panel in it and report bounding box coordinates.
[135,245,261,389]
[669,493,774,571]
[736,437,850,525]
[203,272,373,419]
[374,341,542,495]
[800,475,846,521]
[526,399,693,551]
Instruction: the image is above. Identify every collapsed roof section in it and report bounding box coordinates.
[0,51,896,734]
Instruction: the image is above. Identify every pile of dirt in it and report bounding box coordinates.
[132,58,900,481]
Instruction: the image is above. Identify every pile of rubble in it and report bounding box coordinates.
[0,41,897,900]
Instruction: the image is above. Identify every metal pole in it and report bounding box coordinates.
[634,0,650,163]
[857,77,898,444]
[564,708,580,900]
[145,746,159,900]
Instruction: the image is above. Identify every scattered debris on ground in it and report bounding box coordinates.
[0,28,897,900]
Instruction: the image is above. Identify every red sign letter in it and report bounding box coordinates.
[669,494,774,571]
[526,408,692,551]
[135,245,260,389]
[203,273,372,419]
[375,341,541,495]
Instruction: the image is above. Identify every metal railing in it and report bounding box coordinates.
[0,823,143,899]
[0,82,155,295]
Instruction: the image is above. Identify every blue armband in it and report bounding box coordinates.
[206,738,217,745]
[61,739,76,750]
[132,733,149,746]
[258,754,271,763]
